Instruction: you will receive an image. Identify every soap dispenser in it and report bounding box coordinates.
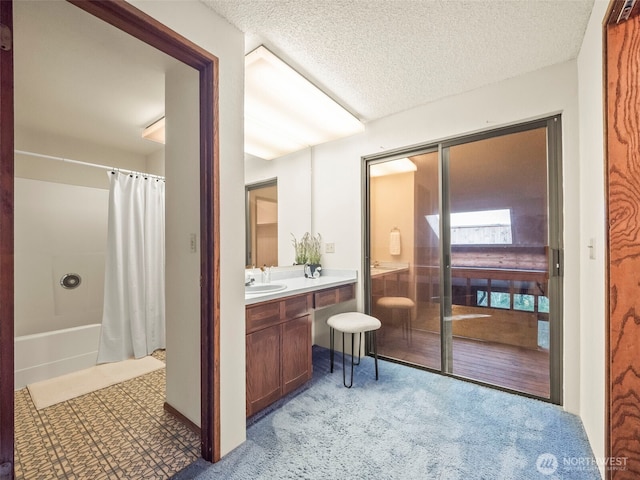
[261,265,271,284]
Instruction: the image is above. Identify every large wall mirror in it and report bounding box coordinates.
[245,149,312,266]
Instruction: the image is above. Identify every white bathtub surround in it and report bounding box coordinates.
[14,324,101,390]
[98,171,166,363]
[14,177,109,337]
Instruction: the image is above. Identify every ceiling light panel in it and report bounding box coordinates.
[245,46,364,160]
[142,116,165,144]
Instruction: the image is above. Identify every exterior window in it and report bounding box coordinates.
[514,294,535,312]
[538,296,550,313]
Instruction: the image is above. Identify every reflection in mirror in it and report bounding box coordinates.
[244,148,312,266]
[246,179,278,267]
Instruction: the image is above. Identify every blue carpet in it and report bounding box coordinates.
[172,346,600,479]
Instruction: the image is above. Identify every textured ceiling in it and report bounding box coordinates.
[202,0,595,122]
[14,1,596,158]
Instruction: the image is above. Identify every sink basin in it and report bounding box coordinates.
[245,283,287,294]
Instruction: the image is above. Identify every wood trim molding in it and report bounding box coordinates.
[0,1,14,477]
[68,0,221,463]
[164,402,202,435]
[199,58,221,463]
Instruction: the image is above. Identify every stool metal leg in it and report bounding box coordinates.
[373,330,379,380]
[353,332,362,366]
[341,332,355,388]
[330,327,335,373]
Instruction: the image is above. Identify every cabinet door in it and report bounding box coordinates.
[246,324,281,416]
[281,315,312,395]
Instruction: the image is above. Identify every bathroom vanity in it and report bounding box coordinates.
[245,271,356,417]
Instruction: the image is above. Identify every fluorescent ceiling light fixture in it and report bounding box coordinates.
[369,158,417,177]
[142,117,165,144]
[245,46,364,160]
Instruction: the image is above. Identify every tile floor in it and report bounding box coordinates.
[14,350,200,479]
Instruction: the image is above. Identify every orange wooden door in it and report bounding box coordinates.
[607,8,640,479]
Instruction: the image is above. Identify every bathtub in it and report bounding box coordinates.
[14,324,101,390]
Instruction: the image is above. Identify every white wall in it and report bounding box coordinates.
[245,149,312,266]
[577,0,609,470]
[311,133,366,274]
[15,126,147,188]
[164,63,201,429]
[14,178,108,336]
[311,61,583,416]
[146,148,165,177]
[130,0,246,457]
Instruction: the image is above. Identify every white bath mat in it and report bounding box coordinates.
[27,356,164,410]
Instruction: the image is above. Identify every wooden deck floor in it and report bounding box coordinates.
[377,324,550,399]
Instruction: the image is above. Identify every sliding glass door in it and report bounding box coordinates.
[444,126,553,398]
[365,117,562,402]
[368,151,441,370]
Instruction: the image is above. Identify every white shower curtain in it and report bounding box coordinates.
[98,171,166,363]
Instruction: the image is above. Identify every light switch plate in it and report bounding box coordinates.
[190,233,197,253]
[588,237,595,260]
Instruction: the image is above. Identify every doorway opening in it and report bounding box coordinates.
[1,0,221,476]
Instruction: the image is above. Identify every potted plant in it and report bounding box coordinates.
[303,232,322,278]
[291,232,322,277]
[291,233,308,265]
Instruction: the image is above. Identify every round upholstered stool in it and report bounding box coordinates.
[327,312,381,388]
[376,296,415,345]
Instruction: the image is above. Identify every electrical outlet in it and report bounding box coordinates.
[325,242,335,253]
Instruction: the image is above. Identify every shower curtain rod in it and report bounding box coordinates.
[15,149,165,180]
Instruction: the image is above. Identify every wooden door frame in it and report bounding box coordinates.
[0,0,14,477]
[0,0,221,475]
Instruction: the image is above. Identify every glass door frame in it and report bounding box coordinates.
[362,115,563,405]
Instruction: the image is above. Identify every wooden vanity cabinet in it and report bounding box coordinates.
[246,293,312,417]
[245,323,281,415]
[281,315,312,394]
[245,282,356,417]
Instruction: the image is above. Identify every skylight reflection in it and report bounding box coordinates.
[425,209,513,245]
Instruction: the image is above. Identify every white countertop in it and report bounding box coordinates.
[245,268,357,305]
